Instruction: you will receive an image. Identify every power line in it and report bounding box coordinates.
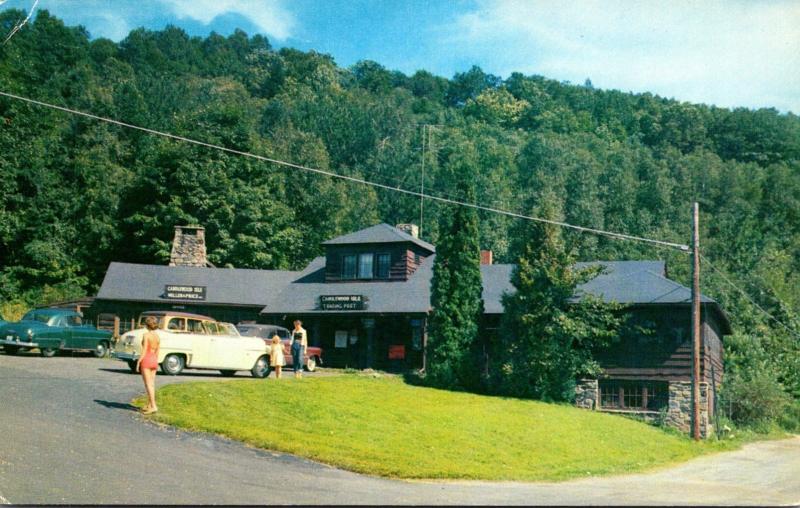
[699,253,800,340]
[0,89,690,251]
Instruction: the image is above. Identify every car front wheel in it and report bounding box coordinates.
[4,346,19,355]
[93,341,109,358]
[40,347,58,357]
[251,355,270,378]
[161,354,185,376]
[127,360,138,373]
[305,356,317,372]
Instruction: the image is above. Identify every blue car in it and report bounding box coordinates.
[0,308,113,357]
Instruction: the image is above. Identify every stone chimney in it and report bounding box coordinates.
[396,223,419,238]
[480,250,493,265]
[169,225,209,267]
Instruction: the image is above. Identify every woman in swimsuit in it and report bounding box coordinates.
[136,316,161,414]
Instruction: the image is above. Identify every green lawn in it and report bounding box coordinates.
[144,374,739,481]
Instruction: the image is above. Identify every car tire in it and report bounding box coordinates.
[160,354,185,376]
[127,360,138,373]
[251,355,270,378]
[93,341,109,358]
[40,347,58,357]
[219,370,237,377]
[4,346,19,355]
[305,356,317,372]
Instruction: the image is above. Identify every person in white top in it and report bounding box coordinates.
[290,319,307,378]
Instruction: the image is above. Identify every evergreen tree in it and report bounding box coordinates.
[493,194,622,401]
[425,149,485,390]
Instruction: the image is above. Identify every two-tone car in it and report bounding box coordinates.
[235,323,323,372]
[0,308,113,357]
[112,311,271,377]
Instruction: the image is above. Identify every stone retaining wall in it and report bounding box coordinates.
[575,378,598,410]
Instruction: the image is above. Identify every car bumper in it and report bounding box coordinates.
[112,351,139,362]
[0,339,38,348]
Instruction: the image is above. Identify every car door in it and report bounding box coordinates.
[64,314,92,349]
[186,318,212,367]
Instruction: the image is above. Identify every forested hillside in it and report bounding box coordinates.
[1,11,799,399]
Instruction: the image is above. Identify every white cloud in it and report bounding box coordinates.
[165,0,295,40]
[445,0,800,112]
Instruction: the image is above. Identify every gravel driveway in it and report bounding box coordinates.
[0,353,798,505]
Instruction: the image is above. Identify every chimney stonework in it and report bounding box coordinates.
[396,223,420,238]
[169,226,209,267]
[480,250,493,265]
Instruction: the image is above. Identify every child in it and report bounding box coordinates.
[269,334,285,378]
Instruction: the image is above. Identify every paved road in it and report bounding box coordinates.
[1,353,799,505]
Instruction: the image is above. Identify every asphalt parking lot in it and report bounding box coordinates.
[1,352,799,505]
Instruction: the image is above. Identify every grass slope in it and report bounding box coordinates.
[146,374,737,481]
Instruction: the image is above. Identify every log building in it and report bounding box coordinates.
[89,223,730,436]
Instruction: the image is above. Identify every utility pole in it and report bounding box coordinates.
[419,124,426,236]
[692,201,702,441]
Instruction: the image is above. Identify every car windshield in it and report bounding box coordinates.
[22,312,55,324]
[219,323,239,336]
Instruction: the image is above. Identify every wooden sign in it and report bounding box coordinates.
[164,285,207,301]
[320,295,365,311]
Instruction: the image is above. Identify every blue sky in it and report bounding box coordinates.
[2,0,798,113]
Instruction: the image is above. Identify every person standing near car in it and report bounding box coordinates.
[290,319,307,378]
[136,316,160,414]
[269,334,285,378]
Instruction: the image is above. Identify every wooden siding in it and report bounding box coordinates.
[595,305,724,383]
[86,300,264,332]
[324,243,431,282]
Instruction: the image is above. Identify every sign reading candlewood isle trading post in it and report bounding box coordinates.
[319,294,366,311]
[163,285,207,301]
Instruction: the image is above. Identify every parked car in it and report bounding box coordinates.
[0,308,113,357]
[111,311,270,377]
[235,323,323,372]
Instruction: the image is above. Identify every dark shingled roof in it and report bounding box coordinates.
[96,262,298,307]
[261,257,730,333]
[322,223,436,253]
[261,256,434,314]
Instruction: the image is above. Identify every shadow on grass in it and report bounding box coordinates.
[94,399,139,411]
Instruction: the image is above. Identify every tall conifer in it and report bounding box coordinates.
[426,150,484,390]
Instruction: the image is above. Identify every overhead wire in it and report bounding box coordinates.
[6,89,796,335]
[0,89,690,251]
[699,253,800,340]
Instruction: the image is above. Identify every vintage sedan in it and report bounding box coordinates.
[112,311,270,377]
[0,308,113,357]
[236,323,323,372]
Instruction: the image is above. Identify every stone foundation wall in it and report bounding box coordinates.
[575,378,598,410]
[667,381,711,437]
[574,379,712,438]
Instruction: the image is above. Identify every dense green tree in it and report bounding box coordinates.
[494,195,622,401]
[426,146,485,390]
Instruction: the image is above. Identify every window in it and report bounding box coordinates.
[358,253,374,279]
[166,317,186,331]
[203,321,221,334]
[187,319,206,334]
[342,254,357,279]
[66,315,83,327]
[599,380,668,411]
[376,253,391,279]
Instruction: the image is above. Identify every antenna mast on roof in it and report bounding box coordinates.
[418,124,441,237]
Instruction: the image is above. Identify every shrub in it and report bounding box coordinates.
[720,371,790,428]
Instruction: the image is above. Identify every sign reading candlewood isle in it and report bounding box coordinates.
[164,285,207,301]
[319,294,366,311]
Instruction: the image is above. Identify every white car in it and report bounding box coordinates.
[111,311,270,377]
